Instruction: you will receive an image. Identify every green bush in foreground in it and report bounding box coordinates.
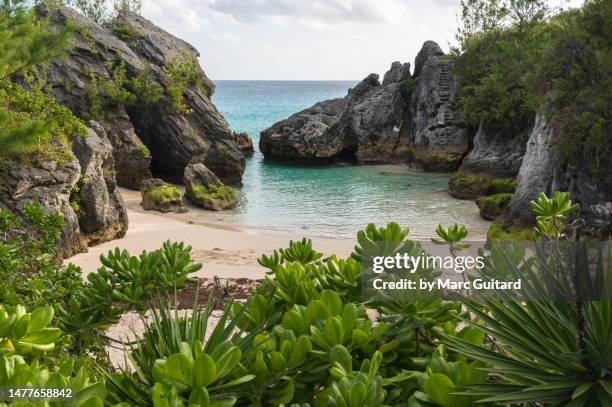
[0,192,610,406]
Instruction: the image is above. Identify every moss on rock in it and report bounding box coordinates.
[476,193,513,220]
[188,184,237,211]
[448,172,515,200]
[405,147,464,172]
[141,178,185,213]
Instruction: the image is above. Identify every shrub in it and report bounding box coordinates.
[164,53,207,113]
[0,82,87,165]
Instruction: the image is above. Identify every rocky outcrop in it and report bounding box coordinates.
[41,6,245,188]
[505,106,611,238]
[71,121,128,246]
[183,163,237,211]
[400,42,468,171]
[0,158,84,257]
[260,41,468,170]
[458,123,529,178]
[0,122,128,257]
[140,178,185,213]
[233,132,254,155]
[261,62,412,163]
[259,97,348,161]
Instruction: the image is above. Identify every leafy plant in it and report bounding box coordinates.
[530,191,580,237]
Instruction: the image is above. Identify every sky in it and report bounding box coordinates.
[141,0,584,81]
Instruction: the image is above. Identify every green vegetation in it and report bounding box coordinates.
[448,172,515,199]
[475,192,513,220]
[1,192,611,405]
[486,221,533,241]
[190,184,237,210]
[404,77,417,93]
[164,53,207,113]
[137,142,151,157]
[455,0,611,185]
[0,82,87,165]
[148,184,182,204]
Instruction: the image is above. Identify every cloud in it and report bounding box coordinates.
[206,0,411,24]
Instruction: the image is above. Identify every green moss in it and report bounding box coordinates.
[149,185,182,204]
[404,78,417,93]
[475,193,513,220]
[448,172,515,200]
[404,147,464,172]
[0,82,87,166]
[487,221,533,242]
[192,184,236,201]
[137,143,151,157]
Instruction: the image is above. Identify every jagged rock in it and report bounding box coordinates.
[505,106,611,238]
[140,178,185,213]
[0,158,85,257]
[260,42,468,170]
[399,42,468,171]
[70,121,128,246]
[233,132,254,155]
[260,98,349,161]
[42,6,245,188]
[458,123,529,178]
[0,122,129,257]
[260,62,411,162]
[183,163,237,211]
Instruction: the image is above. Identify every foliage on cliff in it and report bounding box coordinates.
[0,0,84,165]
[455,0,611,183]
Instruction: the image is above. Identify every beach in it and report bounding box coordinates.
[67,188,355,279]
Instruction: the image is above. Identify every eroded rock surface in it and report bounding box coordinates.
[183,163,237,211]
[43,6,245,188]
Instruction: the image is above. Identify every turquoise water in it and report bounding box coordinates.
[207,80,488,239]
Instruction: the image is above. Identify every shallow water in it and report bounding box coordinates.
[202,80,489,240]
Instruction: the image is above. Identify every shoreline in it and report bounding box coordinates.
[66,189,355,279]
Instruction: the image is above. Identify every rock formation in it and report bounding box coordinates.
[505,106,611,238]
[400,41,468,171]
[233,132,254,155]
[183,163,238,211]
[140,178,185,213]
[41,6,246,188]
[260,41,467,170]
[0,122,128,257]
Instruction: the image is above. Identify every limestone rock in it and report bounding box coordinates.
[70,121,128,246]
[400,42,468,171]
[42,6,245,188]
[458,123,529,178]
[140,178,185,213]
[183,163,237,211]
[233,132,254,155]
[0,158,84,257]
[505,106,611,238]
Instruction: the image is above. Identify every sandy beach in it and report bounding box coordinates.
[67,188,355,279]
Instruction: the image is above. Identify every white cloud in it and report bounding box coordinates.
[207,0,411,24]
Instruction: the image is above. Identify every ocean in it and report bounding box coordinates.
[207,80,489,240]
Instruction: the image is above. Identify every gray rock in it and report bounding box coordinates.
[458,122,528,178]
[70,121,128,246]
[505,106,611,238]
[399,42,468,171]
[260,61,411,163]
[0,158,84,258]
[183,163,237,211]
[140,178,185,213]
[42,6,245,188]
[260,41,468,170]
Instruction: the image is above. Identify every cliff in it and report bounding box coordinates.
[260,41,469,170]
[42,6,247,188]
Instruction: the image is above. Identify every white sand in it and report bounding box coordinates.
[67,188,354,279]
